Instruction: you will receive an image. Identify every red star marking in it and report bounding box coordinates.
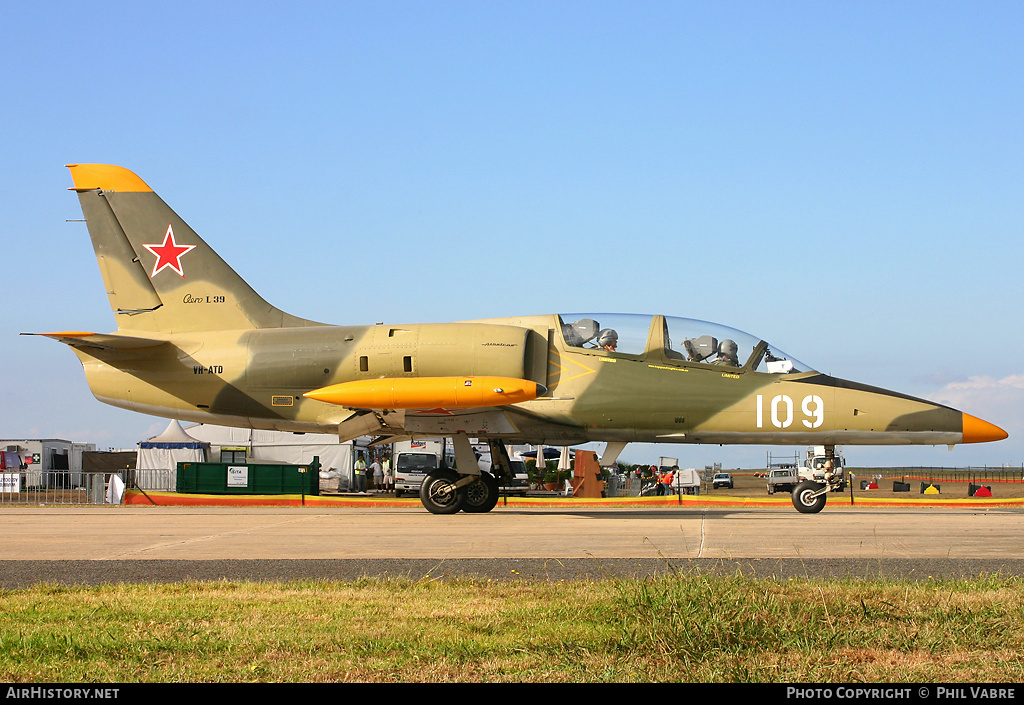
[142,224,196,278]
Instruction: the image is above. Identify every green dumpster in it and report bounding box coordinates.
[176,457,320,495]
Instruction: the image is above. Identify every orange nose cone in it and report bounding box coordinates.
[962,414,1009,444]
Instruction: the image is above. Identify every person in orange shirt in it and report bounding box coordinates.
[664,468,675,495]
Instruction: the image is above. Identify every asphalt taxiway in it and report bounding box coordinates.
[2,504,1023,587]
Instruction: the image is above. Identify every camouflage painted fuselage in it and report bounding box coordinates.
[44,164,1005,450]
[68,313,990,448]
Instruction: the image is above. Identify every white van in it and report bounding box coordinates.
[504,458,530,494]
[473,451,530,495]
[393,450,439,498]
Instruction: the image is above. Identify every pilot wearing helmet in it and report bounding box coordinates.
[711,339,740,367]
[596,328,618,352]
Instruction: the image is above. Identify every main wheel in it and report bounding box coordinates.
[420,469,465,515]
[462,471,499,514]
[792,480,827,514]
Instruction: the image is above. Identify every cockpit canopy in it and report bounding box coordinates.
[558,313,813,374]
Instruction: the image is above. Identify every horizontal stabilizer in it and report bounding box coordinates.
[22,331,169,351]
[306,376,545,410]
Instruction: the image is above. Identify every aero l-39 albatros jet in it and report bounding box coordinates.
[31,164,1007,514]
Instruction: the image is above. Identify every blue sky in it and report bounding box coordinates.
[1,2,1021,468]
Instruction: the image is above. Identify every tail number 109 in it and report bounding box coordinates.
[756,394,824,429]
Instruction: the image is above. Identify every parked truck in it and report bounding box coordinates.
[0,450,25,493]
[0,450,24,471]
[767,446,846,495]
[392,440,443,498]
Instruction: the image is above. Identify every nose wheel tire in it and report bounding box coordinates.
[792,480,827,514]
[462,471,499,513]
[420,469,466,515]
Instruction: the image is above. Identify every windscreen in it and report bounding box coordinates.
[558,312,814,373]
[396,453,437,472]
[663,316,813,373]
[559,314,653,355]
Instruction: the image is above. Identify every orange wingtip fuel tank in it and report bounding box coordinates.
[304,376,546,409]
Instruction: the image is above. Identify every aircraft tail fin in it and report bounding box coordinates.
[67,164,316,333]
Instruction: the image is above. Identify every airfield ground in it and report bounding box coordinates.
[1,465,1022,587]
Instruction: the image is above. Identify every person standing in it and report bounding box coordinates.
[383,455,393,492]
[372,457,383,491]
[353,453,367,493]
[642,465,655,494]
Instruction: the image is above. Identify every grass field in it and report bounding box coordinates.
[3,572,1024,683]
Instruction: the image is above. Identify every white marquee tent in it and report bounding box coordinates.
[137,420,207,468]
[135,422,373,491]
[182,424,368,490]
[136,421,208,489]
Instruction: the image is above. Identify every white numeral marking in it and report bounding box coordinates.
[756,394,825,430]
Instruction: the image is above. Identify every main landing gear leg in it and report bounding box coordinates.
[419,433,500,514]
[420,468,466,514]
[456,433,500,513]
[456,439,511,514]
[461,471,499,513]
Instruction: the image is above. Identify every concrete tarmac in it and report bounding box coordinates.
[2,503,1024,587]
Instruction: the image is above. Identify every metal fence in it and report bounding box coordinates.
[847,466,1024,486]
[0,467,182,505]
[134,468,176,492]
[0,470,127,505]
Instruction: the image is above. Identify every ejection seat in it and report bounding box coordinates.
[562,318,600,348]
[683,335,718,362]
